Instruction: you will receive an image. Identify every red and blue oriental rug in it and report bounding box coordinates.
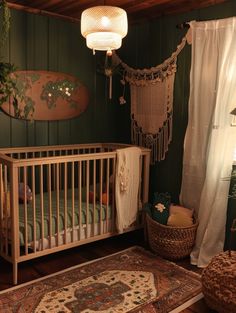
[0,246,202,312]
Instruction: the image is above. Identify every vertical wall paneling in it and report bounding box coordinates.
[0,8,110,148]
[0,21,11,148]
[48,17,59,145]
[48,120,59,145]
[25,13,37,146]
[114,1,236,205]
[33,15,49,146]
[93,51,116,143]
[10,10,27,147]
[0,1,235,186]
[57,20,76,145]
[70,25,96,144]
[224,164,236,251]
[0,6,11,147]
[0,111,11,147]
[199,0,233,20]
[114,26,137,143]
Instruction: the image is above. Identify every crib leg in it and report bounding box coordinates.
[13,262,18,285]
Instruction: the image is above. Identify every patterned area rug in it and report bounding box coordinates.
[0,246,202,313]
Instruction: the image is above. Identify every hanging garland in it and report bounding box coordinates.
[114,35,186,87]
[0,63,32,119]
[0,0,11,49]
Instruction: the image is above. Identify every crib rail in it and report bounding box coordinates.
[0,143,150,285]
[0,143,132,159]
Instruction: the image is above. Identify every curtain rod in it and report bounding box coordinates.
[7,2,81,24]
[176,22,190,29]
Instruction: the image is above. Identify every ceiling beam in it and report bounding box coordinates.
[7,1,81,23]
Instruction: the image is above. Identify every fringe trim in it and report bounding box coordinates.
[114,35,187,86]
[131,113,173,164]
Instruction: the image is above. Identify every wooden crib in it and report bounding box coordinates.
[0,143,150,285]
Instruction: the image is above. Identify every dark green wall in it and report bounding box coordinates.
[0,1,235,246]
[0,10,122,148]
[116,0,235,248]
[224,165,236,251]
[116,0,236,203]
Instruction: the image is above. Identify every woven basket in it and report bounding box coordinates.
[201,219,236,313]
[146,213,198,260]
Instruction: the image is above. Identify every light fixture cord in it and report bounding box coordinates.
[109,75,112,99]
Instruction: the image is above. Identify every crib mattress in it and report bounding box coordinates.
[18,189,112,245]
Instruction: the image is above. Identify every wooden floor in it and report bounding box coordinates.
[0,229,217,313]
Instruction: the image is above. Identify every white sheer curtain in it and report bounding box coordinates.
[180,17,236,268]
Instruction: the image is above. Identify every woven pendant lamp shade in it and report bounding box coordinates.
[81,6,128,53]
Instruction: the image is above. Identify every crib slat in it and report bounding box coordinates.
[86,160,89,238]
[64,162,67,245]
[138,155,142,211]
[32,166,36,253]
[93,159,96,236]
[0,165,7,254]
[52,150,56,191]
[142,152,151,204]
[47,164,52,249]
[40,165,44,251]
[111,158,116,232]
[59,150,62,190]
[78,161,82,241]
[106,159,110,232]
[4,165,8,256]
[23,167,28,256]
[56,163,60,247]
[82,150,86,187]
[10,164,20,285]
[99,159,103,234]
[71,162,75,243]
[0,165,3,254]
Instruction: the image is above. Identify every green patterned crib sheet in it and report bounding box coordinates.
[18,189,112,246]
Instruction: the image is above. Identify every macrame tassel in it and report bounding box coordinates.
[131,112,173,164]
[168,114,173,142]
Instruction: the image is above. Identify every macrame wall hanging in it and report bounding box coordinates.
[114,35,187,164]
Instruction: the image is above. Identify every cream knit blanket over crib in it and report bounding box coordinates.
[115,147,141,233]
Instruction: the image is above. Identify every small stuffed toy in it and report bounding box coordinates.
[19,183,32,203]
[152,192,171,225]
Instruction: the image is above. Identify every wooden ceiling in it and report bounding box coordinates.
[6,0,229,24]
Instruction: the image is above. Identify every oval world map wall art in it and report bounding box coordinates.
[1,71,89,120]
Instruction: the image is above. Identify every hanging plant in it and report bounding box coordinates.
[0,62,34,119]
[0,0,11,48]
[0,4,33,119]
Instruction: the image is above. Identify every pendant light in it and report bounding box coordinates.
[81,5,128,55]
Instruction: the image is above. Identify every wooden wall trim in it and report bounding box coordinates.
[7,1,80,24]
